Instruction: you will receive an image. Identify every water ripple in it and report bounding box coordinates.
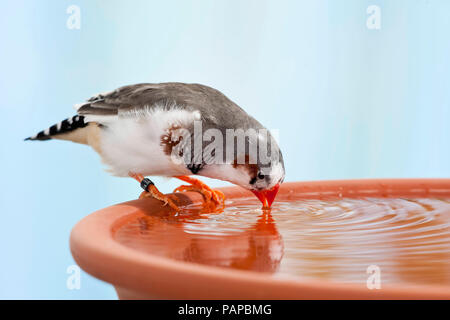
[115,197,450,286]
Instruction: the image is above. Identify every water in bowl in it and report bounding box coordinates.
[114,197,450,286]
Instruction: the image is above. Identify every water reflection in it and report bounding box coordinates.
[115,197,450,286]
[116,204,283,273]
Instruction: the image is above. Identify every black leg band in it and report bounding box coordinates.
[140,178,154,192]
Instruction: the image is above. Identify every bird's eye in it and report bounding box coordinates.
[257,173,265,179]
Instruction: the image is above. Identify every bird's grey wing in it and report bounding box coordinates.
[75,82,257,129]
[75,83,170,118]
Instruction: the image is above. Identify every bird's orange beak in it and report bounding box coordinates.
[251,183,280,209]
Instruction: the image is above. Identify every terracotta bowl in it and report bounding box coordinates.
[70,179,450,299]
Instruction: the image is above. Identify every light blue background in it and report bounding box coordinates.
[0,0,449,299]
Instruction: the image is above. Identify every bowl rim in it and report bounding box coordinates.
[70,178,450,299]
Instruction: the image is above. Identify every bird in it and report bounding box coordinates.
[25,83,285,211]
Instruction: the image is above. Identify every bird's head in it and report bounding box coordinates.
[199,133,285,209]
[200,159,284,208]
[247,161,284,209]
[240,131,285,208]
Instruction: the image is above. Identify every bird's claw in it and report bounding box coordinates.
[211,189,225,204]
[139,190,180,212]
[174,184,225,208]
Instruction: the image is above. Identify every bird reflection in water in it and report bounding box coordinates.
[115,205,284,274]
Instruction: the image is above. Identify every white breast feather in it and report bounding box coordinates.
[98,105,200,177]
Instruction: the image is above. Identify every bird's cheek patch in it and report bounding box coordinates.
[160,124,183,156]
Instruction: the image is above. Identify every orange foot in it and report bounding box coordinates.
[129,173,180,212]
[173,176,225,208]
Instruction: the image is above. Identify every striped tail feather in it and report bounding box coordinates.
[25,115,88,141]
